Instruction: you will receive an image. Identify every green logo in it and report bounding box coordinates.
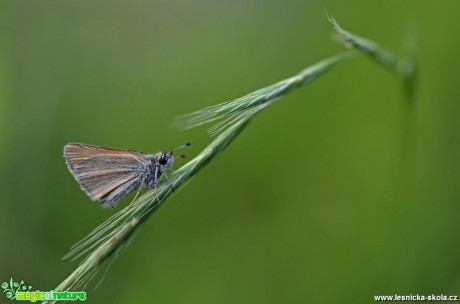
[1,278,32,300]
[1,278,86,302]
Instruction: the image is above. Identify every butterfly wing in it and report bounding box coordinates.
[64,143,148,207]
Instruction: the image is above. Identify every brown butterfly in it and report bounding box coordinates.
[63,143,190,209]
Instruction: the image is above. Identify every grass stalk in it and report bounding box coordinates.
[47,51,357,301]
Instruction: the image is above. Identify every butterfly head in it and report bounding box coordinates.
[158,152,174,168]
[157,143,190,168]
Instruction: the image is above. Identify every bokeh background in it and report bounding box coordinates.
[2,0,460,303]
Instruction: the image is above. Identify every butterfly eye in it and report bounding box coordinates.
[158,155,168,165]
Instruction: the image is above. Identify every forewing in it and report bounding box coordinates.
[64,143,146,167]
[64,143,147,201]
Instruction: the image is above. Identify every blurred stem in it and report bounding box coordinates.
[327,16,418,181]
[328,16,416,103]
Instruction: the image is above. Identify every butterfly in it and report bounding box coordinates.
[63,143,190,209]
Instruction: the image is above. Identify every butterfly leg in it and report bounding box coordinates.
[154,182,161,205]
[164,172,176,192]
[154,166,162,205]
[128,185,142,207]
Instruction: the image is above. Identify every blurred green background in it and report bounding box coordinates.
[2,0,460,303]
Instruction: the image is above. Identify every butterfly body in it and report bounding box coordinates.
[63,143,176,209]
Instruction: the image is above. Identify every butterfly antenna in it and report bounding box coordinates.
[172,142,191,152]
